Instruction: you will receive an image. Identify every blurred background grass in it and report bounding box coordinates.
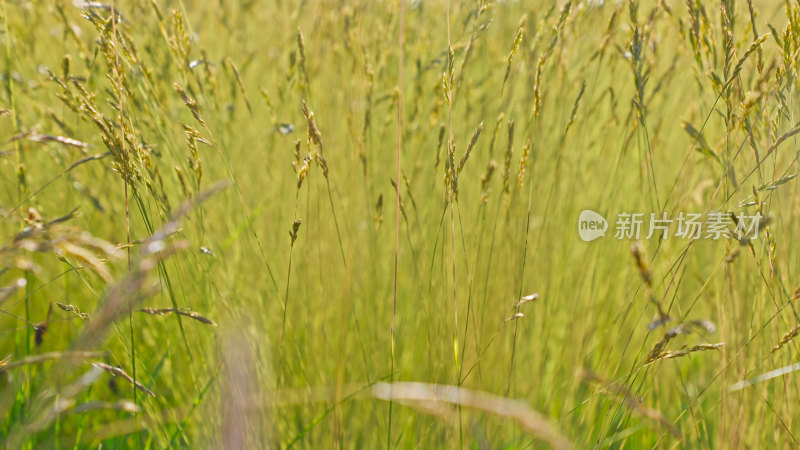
[2,0,800,447]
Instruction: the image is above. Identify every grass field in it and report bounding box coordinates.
[2,0,800,447]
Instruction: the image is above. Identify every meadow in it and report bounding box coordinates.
[2,0,800,447]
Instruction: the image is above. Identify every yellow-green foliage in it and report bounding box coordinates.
[2,0,800,447]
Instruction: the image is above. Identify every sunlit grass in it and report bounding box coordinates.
[2,0,800,447]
